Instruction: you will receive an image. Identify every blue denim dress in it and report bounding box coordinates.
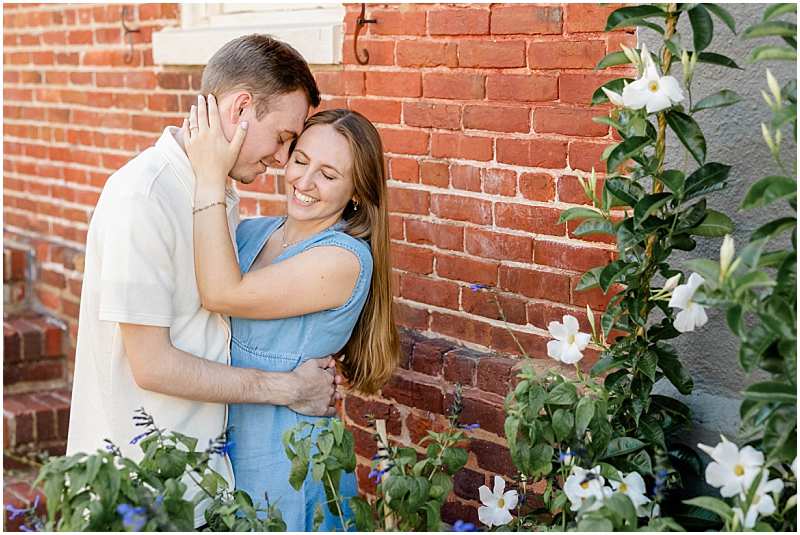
[228,216,370,531]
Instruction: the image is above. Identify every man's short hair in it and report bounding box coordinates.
[200,34,321,119]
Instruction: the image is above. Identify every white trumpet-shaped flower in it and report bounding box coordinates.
[732,469,784,528]
[669,273,708,332]
[547,315,591,364]
[698,438,764,497]
[478,476,518,527]
[564,466,610,512]
[622,43,684,113]
[719,234,736,278]
[602,87,626,107]
[662,273,682,292]
[610,471,652,517]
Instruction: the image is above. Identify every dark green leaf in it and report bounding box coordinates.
[697,51,742,69]
[558,206,604,224]
[575,397,595,432]
[734,271,776,298]
[606,177,646,207]
[705,3,737,33]
[442,446,469,476]
[763,405,797,460]
[350,496,375,531]
[676,198,707,231]
[743,20,798,39]
[157,449,186,480]
[606,137,654,173]
[741,175,797,209]
[590,353,632,376]
[747,46,797,63]
[668,443,703,476]
[689,5,714,52]
[761,297,796,339]
[574,218,616,236]
[739,323,777,372]
[288,455,310,491]
[640,416,666,449]
[425,501,442,532]
[603,437,647,458]
[599,260,635,293]
[743,381,796,404]
[764,3,797,21]
[692,90,742,112]
[771,102,797,132]
[604,6,669,32]
[751,217,797,241]
[552,409,575,443]
[726,304,745,338]
[595,51,632,71]
[658,169,685,195]
[665,111,706,165]
[591,78,635,106]
[682,497,733,522]
[638,349,658,381]
[545,382,579,405]
[656,344,694,395]
[634,192,674,227]
[576,266,603,291]
[689,209,734,237]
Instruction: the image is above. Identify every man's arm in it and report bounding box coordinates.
[120,323,340,416]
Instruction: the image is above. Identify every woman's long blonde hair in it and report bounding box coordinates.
[300,109,399,395]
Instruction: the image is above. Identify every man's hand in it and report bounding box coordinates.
[288,356,343,417]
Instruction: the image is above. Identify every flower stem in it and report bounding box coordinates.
[574,363,585,383]
[324,470,347,532]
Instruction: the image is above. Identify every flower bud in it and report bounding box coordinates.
[662,274,681,292]
[766,69,782,110]
[762,90,777,112]
[719,235,734,278]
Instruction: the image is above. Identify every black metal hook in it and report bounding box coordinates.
[121,6,140,65]
[353,3,376,65]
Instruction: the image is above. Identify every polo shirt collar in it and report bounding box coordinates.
[156,126,239,205]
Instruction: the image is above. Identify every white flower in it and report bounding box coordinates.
[564,466,610,512]
[732,470,784,528]
[602,87,626,107]
[662,273,681,292]
[547,315,591,364]
[669,273,708,332]
[791,457,797,478]
[478,476,518,527]
[610,471,652,517]
[697,438,764,497]
[622,43,684,113]
[719,234,738,278]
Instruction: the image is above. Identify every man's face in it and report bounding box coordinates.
[228,90,310,184]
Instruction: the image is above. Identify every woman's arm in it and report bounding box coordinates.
[184,95,361,319]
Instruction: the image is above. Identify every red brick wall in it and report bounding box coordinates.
[3,2,636,522]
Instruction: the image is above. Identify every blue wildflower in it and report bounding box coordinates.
[470,284,488,292]
[32,496,39,510]
[453,519,476,532]
[5,504,25,521]
[117,504,147,532]
[155,495,163,506]
[19,526,33,532]
[460,423,480,434]
[217,441,234,456]
[130,432,148,445]
[368,468,390,483]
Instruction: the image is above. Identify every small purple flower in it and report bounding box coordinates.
[155,495,163,506]
[470,284,488,292]
[130,432,149,445]
[453,519,476,532]
[5,504,25,521]
[117,504,147,532]
[368,468,390,483]
[460,423,480,434]
[19,526,33,532]
[217,441,234,456]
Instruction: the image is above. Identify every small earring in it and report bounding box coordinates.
[353,200,359,211]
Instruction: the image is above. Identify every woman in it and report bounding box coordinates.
[183,98,399,531]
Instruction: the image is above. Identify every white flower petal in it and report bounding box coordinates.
[622,79,651,110]
[548,321,568,340]
[560,344,585,364]
[574,332,591,350]
[503,490,519,510]
[688,303,708,329]
[673,308,696,332]
[663,274,681,291]
[687,273,705,293]
[493,476,506,498]
[479,485,496,507]
[646,90,673,114]
[478,505,494,527]
[659,75,684,102]
[548,339,567,361]
[738,446,765,468]
[563,315,580,334]
[669,283,693,309]
[490,505,514,526]
[602,87,626,107]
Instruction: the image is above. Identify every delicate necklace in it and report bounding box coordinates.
[281,222,302,248]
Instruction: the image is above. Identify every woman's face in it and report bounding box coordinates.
[283,123,356,227]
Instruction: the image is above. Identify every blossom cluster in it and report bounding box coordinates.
[563,466,657,518]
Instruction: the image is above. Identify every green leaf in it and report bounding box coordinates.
[705,3,737,33]
[735,270,776,298]
[545,382,579,405]
[690,209,734,237]
[603,437,647,458]
[743,20,798,39]
[668,443,703,475]
[442,447,469,476]
[764,3,797,21]
[751,217,797,241]
[604,5,669,32]
[740,323,777,372]
[558,206,604,224]
[771,102,797,132]
[349,496,375,532]
[599,260,635,293]
[407,477,431,514]
[692,89,742,112]
[578,517,614,532]
[605,492,638,526]
[652,395,693,429]
[590,353,632,376]
[741,175,798,209]
[665,111,706,165]
[747,46,797,63]
[638,349,658,382]
[743,381,797,404]
[683,163,731,202]
[157,449,187,480]
[606,136,653,173]
[694,51,741,70]
[640,416,666,449]
[763,405,797,460]
[288,455,310,491]
[606,177,646,207]
[689,5,714,52]
[591,78,635,106]
[574,218,616,236]
[575,397,595,432]
[576,266,603,291]
[317,432,334,457]
[658,170,686,196]
[682,496,733,523]
[552,409,575,443]
[634,192,674,227]
[425,501,442,532]
[726,304,745,338]
[594,51,632,71]
[656,343,693,395]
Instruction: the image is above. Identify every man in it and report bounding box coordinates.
[66,35,337,526]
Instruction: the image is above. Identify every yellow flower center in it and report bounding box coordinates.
[567,334,575,345]
[620,484,627,492]
[753,495,761,505]
[581,482,589,489]
[649,81,660,92]
[498,498,505,508]
[734,465,744,476]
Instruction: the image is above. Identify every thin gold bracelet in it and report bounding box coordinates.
[193,201,227,214]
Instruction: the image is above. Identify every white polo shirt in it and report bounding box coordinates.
[67,126,238,526]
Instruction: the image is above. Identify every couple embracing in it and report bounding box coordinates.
[66,34,399,531]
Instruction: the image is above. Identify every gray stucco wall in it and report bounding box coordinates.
[639,3,796,444]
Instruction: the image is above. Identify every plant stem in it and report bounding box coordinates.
[574,363,585,382]
[324,470,347,533]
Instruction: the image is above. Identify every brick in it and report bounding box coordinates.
[443,348,477,386]
[343,39,395,66]
[420,161,449,188]
[366,72,421,98]
[535,240,613,273]
[534,106,608,137]
[565,3,628,33]
[500,266,571,303]
[396,41,452,68]
[388,187,429,214]
[315,70,365,96]
[393,243,434,274]
[495,203,563,236]
[558,71,625,106]
[6,319,40,361]
[344,394,401,436]
[571,274,620,311]
[404,101,460,130]
[450,165,481,193]
[405,219,463,251]
[412,338,451,376]
[608,32,639,55]
[454,468,486,501]
[429,7,489,35]
[527,302,597,334]
[400,273,459,310]
[458,40,526,68]
[349,98,401,124]
[431,312,491,346]
[431,133,493,161]
[462,288,526,325]
[486,74,558,103]
[436,253,498,286]
[394,302,430,330]
[381,374,443,413]
[491,4,563,35]
[4,327,21,363]
[569,140,607,173]
[371,8,427,36]
[378,128,429,155]
[568,218,617,246]
[483,168,517,197]
[528,41,607,70]
[465,228,533,263]
[351,425,378,459]
[431,194,491,225]
[389,157,419,183]
[476,358,516,396]
[447,392,505,436]
[463,104,530,133]
[520,172,556,202]
[441,501,480,527]
[423,73,485,101]
[496,138,567,169]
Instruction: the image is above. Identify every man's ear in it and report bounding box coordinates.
[228,91,253,124]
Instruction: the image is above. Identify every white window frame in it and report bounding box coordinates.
[152,3,344,66]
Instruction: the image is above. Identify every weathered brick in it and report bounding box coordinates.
[412,338,451,376]
[458,40,526,68]
[486,74,558,103]
[436,253,498,286]
[405,219,464,251]
[431,312,492,347]
[453,468,486,501]
[443,348,478,386]
[465,228,533,263]
[491,5,562,35]
[429,8,489,35]
[528,41,607,70]
[401,273,459,310]
[462,288,526,325]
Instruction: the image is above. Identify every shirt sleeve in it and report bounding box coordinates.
[98,193,177,326]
